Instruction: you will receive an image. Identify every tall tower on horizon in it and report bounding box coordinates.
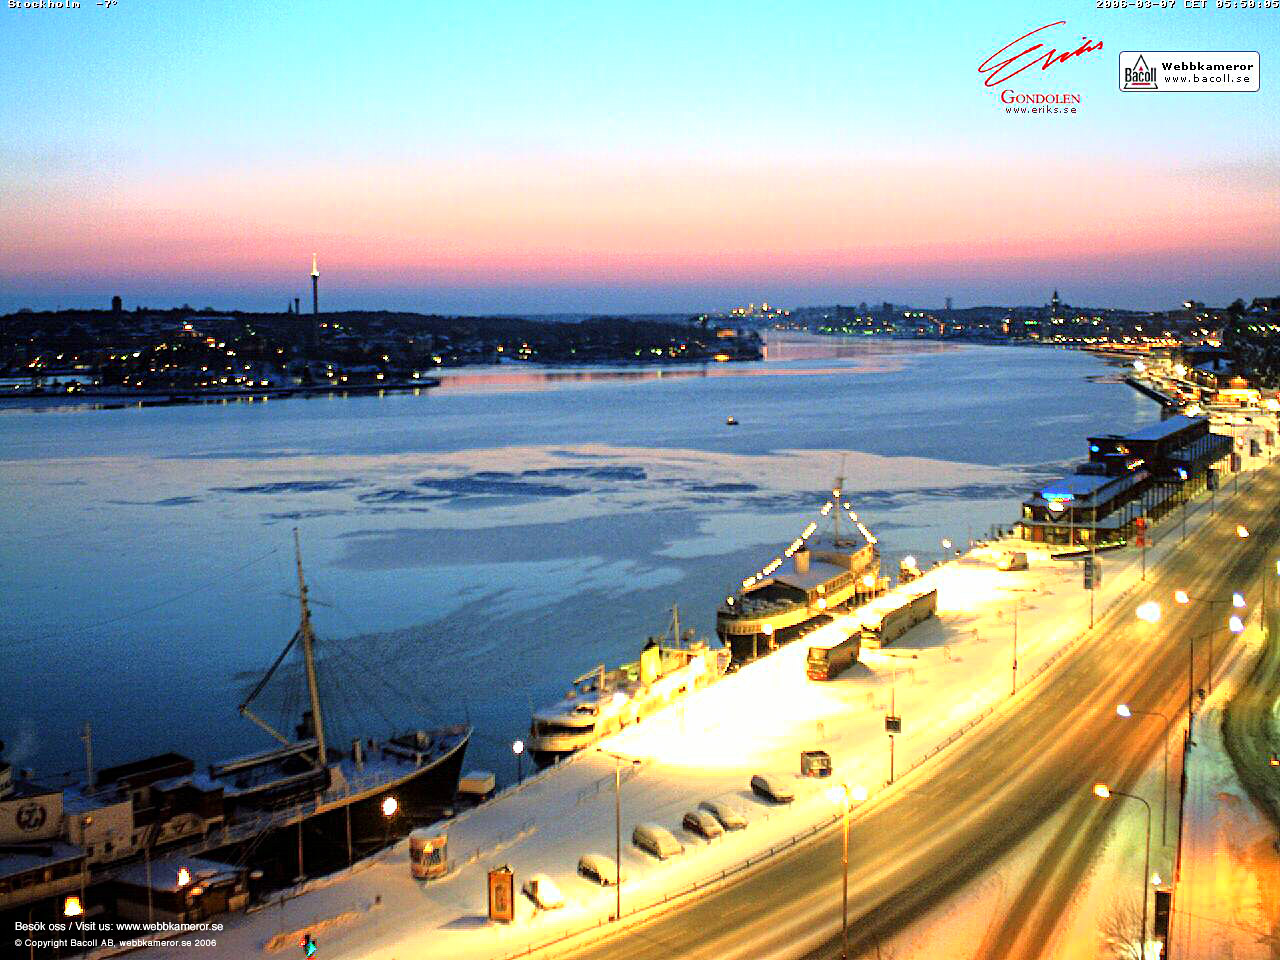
[311,253,319,316]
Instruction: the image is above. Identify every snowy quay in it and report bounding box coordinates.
[133,457,1280,960]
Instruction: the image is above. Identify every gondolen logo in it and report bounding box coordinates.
[1123,54,1157,90]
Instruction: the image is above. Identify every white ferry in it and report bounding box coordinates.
[527,608,729,766]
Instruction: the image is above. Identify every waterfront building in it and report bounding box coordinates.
[1016,415,1232,547]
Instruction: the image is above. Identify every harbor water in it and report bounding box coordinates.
[0,337,1160,784]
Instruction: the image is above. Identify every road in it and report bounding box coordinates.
[556,461,1280,960]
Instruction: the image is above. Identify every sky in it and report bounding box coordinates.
[0,0,1277,313]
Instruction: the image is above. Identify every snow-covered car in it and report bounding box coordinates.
[577,853,624,886]
[698,799,748,830]
[750,773,795,803]
[681,809,725,839]
[632,823,683,860]
[521,874,566,910]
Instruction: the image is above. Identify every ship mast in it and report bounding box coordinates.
[294,529,328,770]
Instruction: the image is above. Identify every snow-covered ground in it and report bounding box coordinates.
[1168,620,1276,960]
[127,425,1276,960]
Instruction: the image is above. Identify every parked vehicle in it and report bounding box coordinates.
[698,799,748,830]
[806,630,861,680]
[522,873,566,910]
[750,773,795,803]
[577,853,624,886]
[860,588,938,649]
[681,809,725,839]
[632,823,684,860]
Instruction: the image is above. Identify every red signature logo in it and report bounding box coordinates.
[979,21,1103,88]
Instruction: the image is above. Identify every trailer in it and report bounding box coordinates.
[860,588,938,649]
[806,631,861,681]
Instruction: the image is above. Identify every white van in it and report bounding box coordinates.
[632,823,683,860]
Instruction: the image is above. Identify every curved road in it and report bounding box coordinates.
[553,462,1280,960]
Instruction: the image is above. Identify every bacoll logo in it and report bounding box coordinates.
[1122,54,1157,90]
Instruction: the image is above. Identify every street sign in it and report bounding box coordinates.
[1134,516,1148,548]
[488,866,515,923]
[885,715,901,734]
[1083,557,1101,589]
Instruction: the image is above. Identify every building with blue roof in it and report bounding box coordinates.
[1016,414,1232,547]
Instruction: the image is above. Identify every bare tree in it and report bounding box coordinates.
[1099,895,1145,960]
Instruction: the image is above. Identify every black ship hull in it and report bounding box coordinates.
[208,728,470,884]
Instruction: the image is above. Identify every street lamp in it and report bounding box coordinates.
[1116,704,1172,845]
[512,739,525,784]
[1135,602,1162,624]
[1237,525,1250,539]
[1093,783,1152,959]
[826,783,869,960]
[598,749,642,922]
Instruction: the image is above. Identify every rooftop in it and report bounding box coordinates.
[1122,414,1204,443]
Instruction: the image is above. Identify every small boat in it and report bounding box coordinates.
[726,416,738,426]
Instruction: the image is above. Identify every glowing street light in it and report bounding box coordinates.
[1232,592,1246,608]
[381,795,398,818]
[1229,615,1245,634]
[1093,784,1152,957]
[176,867,192,888]
[1237,525,1250,539]
[1116,704,1173,844]
[1136,602,1162,623]
[513,739,525,784]
[64,895,83,917]
[1174,590,1190,605]
[827,783,869,959]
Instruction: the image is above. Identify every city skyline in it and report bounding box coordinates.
[2,2,1277,313]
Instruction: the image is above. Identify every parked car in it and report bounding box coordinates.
[521,873,566,910]
[750,773,795,803]
[698,799,748,830]
[681,809,725,839]
[577,853,624,886]
[632,823,684,860]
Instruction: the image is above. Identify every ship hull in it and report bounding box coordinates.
[205,729,470,884]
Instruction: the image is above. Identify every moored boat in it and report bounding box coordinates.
[716,477,887,664]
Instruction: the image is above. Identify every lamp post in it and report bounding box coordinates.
[1011,598,1029,695]
[827,783,869,960]
[1116,704,1172,845]
[598,749,641,922]
[512,739,525,784]
[1093,784,1152,958]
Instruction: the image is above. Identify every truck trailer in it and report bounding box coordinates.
[860,588,938,648]
[806,631,861,680]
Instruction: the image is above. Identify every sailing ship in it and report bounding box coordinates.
[716,477,886,664]
[204,530,471,870]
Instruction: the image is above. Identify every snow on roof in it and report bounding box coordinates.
[1123,414,1204,442]
[772,558,849,591]
[113,854,240,892]
[0,841,83,878]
